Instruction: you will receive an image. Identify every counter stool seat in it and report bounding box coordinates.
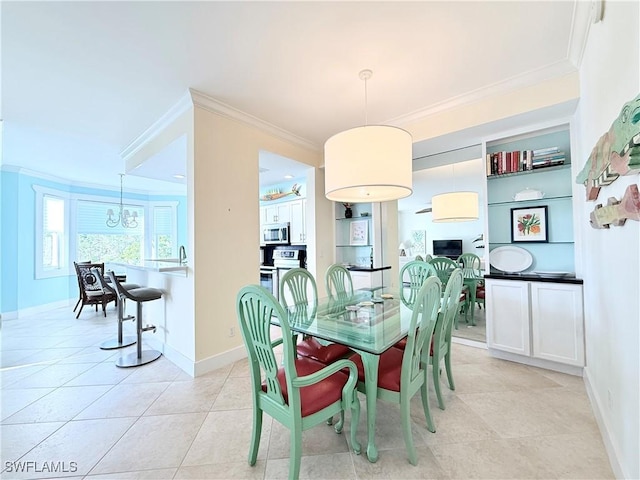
[91,267,140,350]
[108,271,164,368]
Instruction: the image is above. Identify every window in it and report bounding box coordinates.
[34,186,70,278]
[152,205,177,259]
[76,200,144,263]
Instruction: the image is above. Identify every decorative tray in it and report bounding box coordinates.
[490,246,533,273]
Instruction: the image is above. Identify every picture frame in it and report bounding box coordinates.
[349,220,369,246]
[410,229,426,255]
[511,205,548,243]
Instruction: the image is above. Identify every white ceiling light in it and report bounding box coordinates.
[431,163,479,222]
[431,191,479,222]
[324,69,413,203]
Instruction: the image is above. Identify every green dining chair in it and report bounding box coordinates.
[429,268,464,411]
[348,276,442,465]
[237,285,361,480]
[325,264,354,301]
[399,260,437,308]
[428,256,457,290]
[414,254,424,261]
[456,253,482,326]
[280,268,351,364]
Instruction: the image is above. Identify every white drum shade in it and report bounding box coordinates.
[432,191,479,222]
[324,125,413,203]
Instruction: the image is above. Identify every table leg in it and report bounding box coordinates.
[358,351,380,463]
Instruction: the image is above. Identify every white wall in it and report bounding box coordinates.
[574,2,639,478]
[399,158,485,260]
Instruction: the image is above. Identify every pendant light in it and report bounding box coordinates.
[431,163,478,222]
[324,69,413,203]
[106,174,138,228]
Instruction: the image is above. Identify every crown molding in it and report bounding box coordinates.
[120,90,193,162]
[567,0,594,68]
[387,61,578,129]
[189,88,319,152]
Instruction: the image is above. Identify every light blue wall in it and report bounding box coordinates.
[0,169,187,314]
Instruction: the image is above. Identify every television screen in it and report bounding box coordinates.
[433,239,463,259]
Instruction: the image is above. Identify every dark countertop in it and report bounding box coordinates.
[347,265,392,273]
[485,271,583,284]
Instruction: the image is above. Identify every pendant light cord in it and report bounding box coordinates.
[359,69,373,127]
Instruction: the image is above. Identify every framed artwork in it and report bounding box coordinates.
[349,220,369,246]
[411,229,426,255]
[511,205,548,243]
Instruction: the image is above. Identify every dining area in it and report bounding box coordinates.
[236,259,465,478]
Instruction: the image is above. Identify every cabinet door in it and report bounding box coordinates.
[486,279,531,356]
[263,204,290,223]
[530,282,584,366]
[290,199,306,244]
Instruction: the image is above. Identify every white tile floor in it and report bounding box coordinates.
[1,306,614,479]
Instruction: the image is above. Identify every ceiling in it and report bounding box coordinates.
[2,1,585,192]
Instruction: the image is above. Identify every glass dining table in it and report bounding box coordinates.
[279,289,413,463]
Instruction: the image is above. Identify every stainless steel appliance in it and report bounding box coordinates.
[273,249,306,300]
[259,265,278,298]
[262,223,290,245]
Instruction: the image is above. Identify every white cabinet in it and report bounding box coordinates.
[530,282,584,366]
[290,199,306,244]
[486,278,584,367]
[262,203,290,224]
[351,270,383,291]
[486,279,531,356]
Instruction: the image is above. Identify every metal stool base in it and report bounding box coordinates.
[115,350,162,368]
[99,336,137,350]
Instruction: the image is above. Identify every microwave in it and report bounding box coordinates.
[263,223,290,245]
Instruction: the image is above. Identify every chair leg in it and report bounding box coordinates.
[433,359,445,410]
[76,303,84,319]
[420,372,435,433]
[248,407,262,466]
[289,428,302,480]
[400,394,417,466]
[349,390,361,455]
[72,297,81,312]
[444,352,455,391]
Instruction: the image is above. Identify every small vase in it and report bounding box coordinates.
[344,208,353,218]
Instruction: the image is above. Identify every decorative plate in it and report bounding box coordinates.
[532,271,572,278]
[490,246,533,273]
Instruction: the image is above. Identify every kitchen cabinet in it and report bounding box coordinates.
[486,277,584,368]
[262,203,290,224]
[350,269,386,291]
[290,199,306,244]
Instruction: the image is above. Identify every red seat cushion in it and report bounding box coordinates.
[349,348,405,392]
[296,337,351,364]
[475,286,485,299]
[262,357,349,417]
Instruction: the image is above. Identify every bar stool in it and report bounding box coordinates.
[91,267,140,350]
[107,271,164,367]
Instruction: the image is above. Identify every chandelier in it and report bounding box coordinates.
[324,69,413,203]
[106,174,138,228]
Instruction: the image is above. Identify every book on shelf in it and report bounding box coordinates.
[532,151,566,162]
[532,159,565,169]
[486,149,534,176]
[533,146,559,156]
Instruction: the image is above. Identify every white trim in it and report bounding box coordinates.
[2,299,73,320]
[451,337,487,349]
[120,91,194,162]
[189,88,319,152]
[488,348,584,377]
[583,367,625,479]
[567,0,595,68]
[144,336,197,377]
[194,345,247,377]
[33,186,71,279]
[387,64,578,128]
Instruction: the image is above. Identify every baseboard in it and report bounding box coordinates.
[583,367,626,479]
[145,336,197,377]
[194,345,247,377]
[1,299,73,320]
[488,348,584,376]
[452,337,488,349]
